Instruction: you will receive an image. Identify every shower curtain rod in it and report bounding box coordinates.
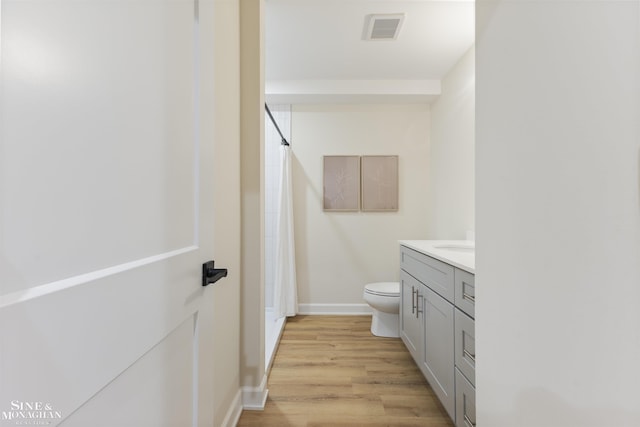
[265,103,290,146]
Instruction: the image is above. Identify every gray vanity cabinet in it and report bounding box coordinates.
[400,246,455,419]
[400,244,476,427]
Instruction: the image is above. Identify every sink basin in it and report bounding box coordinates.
[433,244,475,253]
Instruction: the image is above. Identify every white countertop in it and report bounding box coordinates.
[399,240,475,274]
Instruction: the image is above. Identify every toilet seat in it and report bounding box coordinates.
[364,282,400,297]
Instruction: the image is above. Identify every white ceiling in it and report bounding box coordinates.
[265,0,475,103]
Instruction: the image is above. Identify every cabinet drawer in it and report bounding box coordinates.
[455,368,476,427]
[401,246,455,303]
[454,269,475,318]
[454,308,475,386]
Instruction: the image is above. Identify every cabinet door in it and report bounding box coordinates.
[422,287,455,419]
[400,270,424,364]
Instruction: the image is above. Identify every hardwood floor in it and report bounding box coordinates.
[236,315,454,427]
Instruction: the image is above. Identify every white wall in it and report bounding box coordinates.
[476,1,640,426]
[428,46,475,239]
[210,0,242,424]
[239,0,267,408]
[291,104,430,308]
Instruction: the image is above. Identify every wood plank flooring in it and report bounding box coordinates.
[236,315,454,427]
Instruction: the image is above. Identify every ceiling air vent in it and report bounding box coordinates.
[363,14,405,41]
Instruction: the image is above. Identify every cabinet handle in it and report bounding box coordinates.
[464,414,476,427]
[462,291,475,303]
[416,292,423,319]
[411,286,416,314]
[463,349,476,363]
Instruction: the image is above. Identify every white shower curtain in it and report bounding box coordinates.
[273,144,298,318]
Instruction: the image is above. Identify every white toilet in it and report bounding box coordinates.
[363,282,400,338]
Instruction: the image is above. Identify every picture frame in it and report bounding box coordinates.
[323,155,360,211]
[361,155,399,212]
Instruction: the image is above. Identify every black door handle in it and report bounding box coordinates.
[202,261,228,286]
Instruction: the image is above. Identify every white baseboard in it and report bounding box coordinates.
[297,303,373,315]
[241,374,269,411]
[220,389,243,427]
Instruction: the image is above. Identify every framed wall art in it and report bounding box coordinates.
[323,155,360,211]
[361,155,398,212]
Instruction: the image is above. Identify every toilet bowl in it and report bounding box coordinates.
[363,282,400,338]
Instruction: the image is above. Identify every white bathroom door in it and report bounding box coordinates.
[0,0,220,426]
